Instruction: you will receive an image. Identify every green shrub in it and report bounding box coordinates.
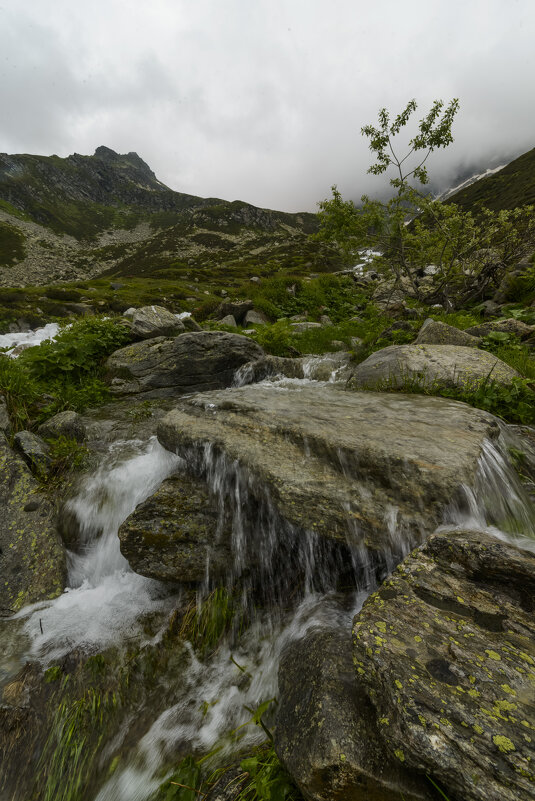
[19,317,131,382]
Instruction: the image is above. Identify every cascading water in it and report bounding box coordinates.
[14,437,182,663]
[5,362,535,801]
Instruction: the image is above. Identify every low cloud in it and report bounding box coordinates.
[1,0,534,211]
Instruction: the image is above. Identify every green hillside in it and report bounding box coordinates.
[447,146,535,212]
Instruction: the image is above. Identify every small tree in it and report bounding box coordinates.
[315,99,535,308]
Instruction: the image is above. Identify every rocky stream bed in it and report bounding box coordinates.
[1,323,535,801]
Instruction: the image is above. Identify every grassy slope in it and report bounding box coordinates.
[447,146,535,212]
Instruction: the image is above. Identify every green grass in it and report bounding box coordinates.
[37,687,121,801]
[179,588,242,659]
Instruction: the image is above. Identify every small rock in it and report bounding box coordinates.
[37,410,86,443]
[319,315,333,326]
[219,314,238,328]
[216,300,254,325]
[243,309,269,326]
[290,322,322,332]
[129,306,186,340]
[415,318,481,347]
[250,276,261,284]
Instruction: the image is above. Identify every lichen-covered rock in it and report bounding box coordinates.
[415,318,481,347]
[465,318,535,340]
[37,410,87,442]
[106,331,264,396]
[348,344,519,391]
[0,438,65,613]
[275,628,433,800]
[157,384,500,562]
[352,529,535,801]
[13,430,52,476]
[118,473,231,582]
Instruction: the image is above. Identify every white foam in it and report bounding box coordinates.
[14,437,182,662]
[0,322,60,357]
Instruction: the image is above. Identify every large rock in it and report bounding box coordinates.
[106,331,264,396]
[125,305,186,339]
[275,629,433,801]
[0,437,65,613]
[118,473,231,583]
[415,318,481,347]
[157,384,500,567]
[348,344,519,391]
[353,529,535,801]
[465,318,535,340]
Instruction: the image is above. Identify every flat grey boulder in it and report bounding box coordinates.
[106,331,264,396]
[348,344,520,391]
[0,438,65,613]
[157,384,500,564]
[276,629,433,801]
[415,318,481,347]
[465,317,535,340]
[243,309,269,326]
[118,473,231,583]
[125,305,186,339]
[353,529,535,801]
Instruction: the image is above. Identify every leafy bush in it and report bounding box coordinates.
[19,317,131,382]
[0,316,132,433]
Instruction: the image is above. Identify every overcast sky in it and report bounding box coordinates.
[0,0,534,211]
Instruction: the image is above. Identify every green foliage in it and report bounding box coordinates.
[19,317,131,382]
[376,371,535,425]
[0,354,41,429]
[237,746,301,801]
[479,333,535,381]
[155,756,203,801]
[0,316,131,433]
[45,436,90,484]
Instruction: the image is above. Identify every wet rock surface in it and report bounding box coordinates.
[276,628,433,801]
[157,384,500,561]
[119,473,232,582]
[348,344,519,390]
[0,437,65,613]
[105,331,264,396]
[352,529,535,801]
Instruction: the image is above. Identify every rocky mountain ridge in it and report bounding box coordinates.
[0,146,327,288]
